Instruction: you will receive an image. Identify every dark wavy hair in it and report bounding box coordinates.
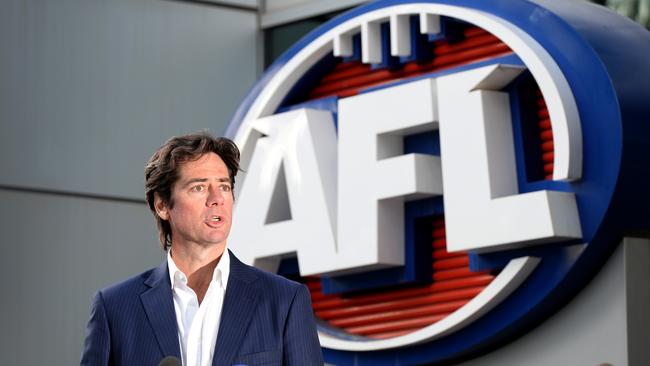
[144,132,240,250]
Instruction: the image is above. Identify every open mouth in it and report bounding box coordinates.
[205,215,225,228]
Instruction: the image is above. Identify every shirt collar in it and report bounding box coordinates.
[167,248,230,291]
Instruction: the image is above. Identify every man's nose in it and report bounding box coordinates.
[207,186,225,206]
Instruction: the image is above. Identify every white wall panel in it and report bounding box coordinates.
[0,0,257,200]
[0,189,162,365]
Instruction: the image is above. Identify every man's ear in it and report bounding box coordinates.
[154,192,169,220]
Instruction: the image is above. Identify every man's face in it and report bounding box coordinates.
[155,152,234,250]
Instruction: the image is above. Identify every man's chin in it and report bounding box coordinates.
[203,236,228,248]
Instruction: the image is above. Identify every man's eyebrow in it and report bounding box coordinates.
[181,177,231,188]
[181,178,208,188]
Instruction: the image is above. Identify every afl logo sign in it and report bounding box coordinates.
[227,0,650,364]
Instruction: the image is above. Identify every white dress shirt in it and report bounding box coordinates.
[167,250,230,366]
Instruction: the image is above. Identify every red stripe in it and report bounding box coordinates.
[328,300,467,328]
[432,227,446,238]
[310,275,494,309]
[535,96,554,179]
[540,129,553,141]
[429,275,494,292]
[433,267,479,281]
[345,313,452,335]
[433,239,447,249]
[433,249,466,260]
[538,118,551,130]
[542,151,554,163]
[542,140,554,151]
[537,108,549,119]
[309,292,332,301]
[433,256,470,270]
[312,287,443,311]
[316,287,483,319]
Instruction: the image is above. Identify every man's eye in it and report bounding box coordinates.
[191,185,205,192]
[221,185,232,192]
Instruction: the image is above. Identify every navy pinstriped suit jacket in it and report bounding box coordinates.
[80,251,324,366]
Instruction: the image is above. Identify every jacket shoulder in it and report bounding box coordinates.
[98,266,159,303]
[230,252,304,297]
[250,263,301,289]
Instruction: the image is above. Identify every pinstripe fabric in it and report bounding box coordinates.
[80,251,323,366]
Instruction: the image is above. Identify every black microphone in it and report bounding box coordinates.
[159,356,182,366]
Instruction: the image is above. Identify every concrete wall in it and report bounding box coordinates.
[0,0,257,364]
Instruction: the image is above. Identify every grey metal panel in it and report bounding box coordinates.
[0,189,163,365]
[0,0,257,200]
[458,241,630,366]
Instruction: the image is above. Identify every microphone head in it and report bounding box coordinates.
[158,356,182,366]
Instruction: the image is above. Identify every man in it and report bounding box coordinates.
[80,132,323,366]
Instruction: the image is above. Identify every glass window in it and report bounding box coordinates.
[264,11,347,68]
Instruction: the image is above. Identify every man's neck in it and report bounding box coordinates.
[170,243,226,304]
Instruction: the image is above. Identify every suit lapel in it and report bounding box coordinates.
[140,261,181,359]
[212,251,260,366]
